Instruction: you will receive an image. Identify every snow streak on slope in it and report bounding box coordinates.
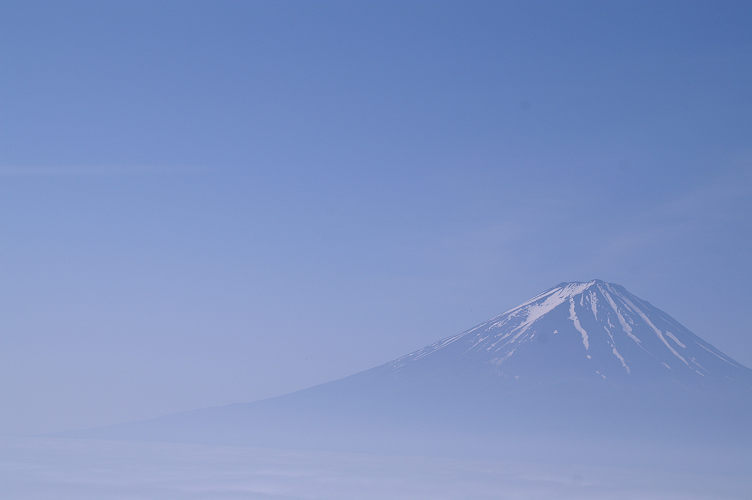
[392,280,749,385]
[569,297,590,351]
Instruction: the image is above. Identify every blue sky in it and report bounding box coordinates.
[1,0,751,433]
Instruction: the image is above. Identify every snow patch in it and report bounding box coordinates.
[589,291,599,320]
[664,331,686,348]
[569,297,590,351]
[611,347,630,374]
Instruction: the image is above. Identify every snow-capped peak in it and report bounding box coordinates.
[392,280,750,385]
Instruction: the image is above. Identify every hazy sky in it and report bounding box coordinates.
[1,0,751,434]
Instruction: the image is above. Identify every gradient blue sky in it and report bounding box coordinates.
[1,0,751,434]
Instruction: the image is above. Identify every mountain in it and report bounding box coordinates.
[73,280,752,453]
[388,279,750,386]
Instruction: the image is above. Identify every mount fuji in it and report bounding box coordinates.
[389,279,750,386]
[74,280,752,452]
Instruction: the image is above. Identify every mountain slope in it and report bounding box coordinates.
[72,280,752,452]
[387,280,749,386]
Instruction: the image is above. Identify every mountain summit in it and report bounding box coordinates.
[389,280,749,386]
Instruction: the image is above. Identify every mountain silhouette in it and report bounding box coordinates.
[72,280,752,454]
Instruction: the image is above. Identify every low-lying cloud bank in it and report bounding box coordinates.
[0,437,748,499]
